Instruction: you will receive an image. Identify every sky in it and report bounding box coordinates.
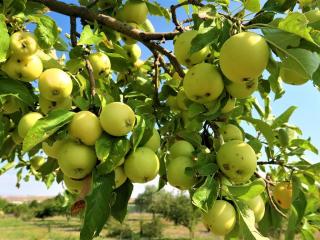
[0,0,319,198]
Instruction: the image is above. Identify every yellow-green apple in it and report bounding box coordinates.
[63,175,85,194]
[114,166,127,188]
[2,55,43,82]
[124,147,159,183]
[58,140,97,179]
[30,156,46,171]
[10,31,38,57]
[220,124,243,142]
[219,32,269,83]
[144,128,160,152]
[18,112,43,138]
[39,68,73,101]
[42,139,66,159]
[99,102,135,136]
[166,156,196,190]
[169,140,195,159]
[88,52,111,80]
[69,111,102,146]
[183,63,224,103]
[273,182,292,209]
[174,30,210,67]
[202,200,236,236]
[123,44,141,62]
[226,78,258,99]
[217,140,257,184]
[119,0,148,24]
[245,195,265,222]
[2,96,20,114]
[39,96,72,114]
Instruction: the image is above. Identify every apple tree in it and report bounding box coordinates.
[0,0,320,239]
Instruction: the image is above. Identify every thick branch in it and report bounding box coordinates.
[31,0,179,41]
[70,16,77,47]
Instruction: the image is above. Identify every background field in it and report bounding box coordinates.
[0,213,214,240]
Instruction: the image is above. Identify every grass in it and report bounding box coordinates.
[0,213,215,240]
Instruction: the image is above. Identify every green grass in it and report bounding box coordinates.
[0,214,214,240]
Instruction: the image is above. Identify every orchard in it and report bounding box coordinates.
[0,0,320,239]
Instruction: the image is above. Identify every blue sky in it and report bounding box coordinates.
[0,0,319,197]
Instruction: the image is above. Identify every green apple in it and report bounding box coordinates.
[120,0,148,24]
[39,95,72,114]
[124,147,159,183]
[176,88,191,111]
[2,55,43,82]
[58,140,97,179]
[226,78,258,99]
[169,140,195,159]
[245,195,265,222]
[88,52,111,80]
[273,182,292,209]
[166,156,196,190]
[2,96,20,114]
[99,102,135,136]
[144,128,161,152]
[217,140,257,184]
[220,32,269,83]
[221,97,236,113]
[279,60,309,85]
[10,31,38,57]
[305,9,320,23]
[30,156,46,171]
[202,200,236,236]
[183,63,224,103]
[174,30,210,67]
[69,111,102,146]
[141,19,155,33]
[115,166,127,188]
[63,175,85,194]
[18,112,43,138]
[123,44,141,62]
[39,68,73,101]
[121,22,139,44]
[42,139,66,159]
[220,124,243,142]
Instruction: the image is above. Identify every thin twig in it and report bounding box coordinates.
[170,0,204,32]
[266,179,288,219]
[85,59,96,97]
[152,51,161,129]
[257,160,296,170]
[70,16,77,47]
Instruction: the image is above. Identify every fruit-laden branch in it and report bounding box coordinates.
[30,0,185,77]
[70,16,77,47]
[170,0,204,32]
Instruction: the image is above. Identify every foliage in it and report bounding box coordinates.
[0,0,319,239]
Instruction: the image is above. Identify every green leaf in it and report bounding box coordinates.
[278,12,317,45]
[227,178,266,201]
[0,15,10,63]
[242,117,275,148]
[95,134,113,162]
[145,2,170,21]
[262,0,296,12]
[0,78,35,106]
[3,0,27,14]
[234,200,270,240]
[78,25,106,46]
[263,28,301,50]
[192,177,219,212]
[38,158,59,176]
[131,115,146,152]
[34,15,59,49]
[80,172,114,240]
[244,0,260,12]
[266,57,285,100]
[190,28,219,54]
[285,48,320,79]
[272,106,297,129]
[291,139,318,154]
[111,180,133,223]
[23,110,75,152]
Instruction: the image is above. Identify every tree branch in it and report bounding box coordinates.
[85,59,96,97]
[70,16,77,47]
[30,0,185,77]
